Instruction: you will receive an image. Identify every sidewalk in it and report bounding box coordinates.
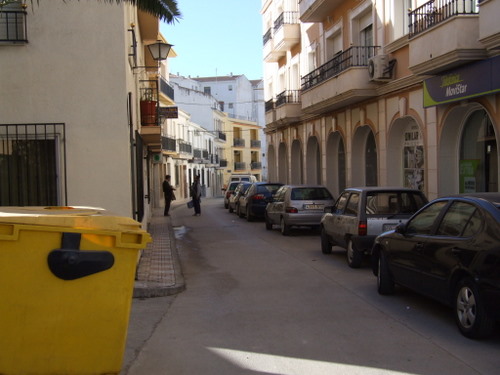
[133,206,185,298]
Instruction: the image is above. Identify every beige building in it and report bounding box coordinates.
[222,117,263,186]
[0,1,176,224]
[262,0,500,200]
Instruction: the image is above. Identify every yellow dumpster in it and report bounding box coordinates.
[0,206,151,375]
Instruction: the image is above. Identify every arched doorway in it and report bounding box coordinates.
[278,142,288,184]
[306,136,321,184]
[352,125,377,186]
[326,131,346,196]
[387,117,424,190]
[439,105,498,195]
[291,139,303,184]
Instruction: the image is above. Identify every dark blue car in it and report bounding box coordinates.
[236,182,283,221]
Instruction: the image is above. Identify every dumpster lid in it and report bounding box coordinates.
[0,206,145,232]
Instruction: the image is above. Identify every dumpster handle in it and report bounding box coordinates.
[47,232,115,280]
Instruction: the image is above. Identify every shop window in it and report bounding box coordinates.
[460,110,498,192]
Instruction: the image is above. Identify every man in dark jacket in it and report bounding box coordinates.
[162,175,175,216]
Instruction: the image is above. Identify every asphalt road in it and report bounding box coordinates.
[124,197,500,375]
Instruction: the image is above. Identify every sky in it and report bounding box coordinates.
[160,0,263,80]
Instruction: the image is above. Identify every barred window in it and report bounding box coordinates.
[0,3,28,43]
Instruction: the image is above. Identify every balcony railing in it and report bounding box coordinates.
[220,159,228,168]
[265,99,275,112]
[234,138,245,147]
[179,142,192,154]
[263,28,272,46]
[274,11,299,31]
[193,148,202,158]
[409,0,479,38]
[161,136,176,152]
[250,140,261,148]
[160,76,175,100]
[218,131,227,141]
[301,46,380,91]
[0,10,28,43]
[234,162,246,170]
[251,162,262,170]
[276,90,301,107]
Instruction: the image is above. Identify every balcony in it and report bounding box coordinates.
[161,136,177,152]
[273,12,300,53]
[218,131,227,141]
[301,47,379,114]
[179,141,192,155]
[479,0,500,51]
[275,90,302,126]
[250,140,261,148]
[263,28,282,62]
[251,162,262,170]
[220,159,228,168]
[299,0,343,23]
[409,0,485,75]
[234,162,246,171]
[233,138,245,147]
[160,76,175,102]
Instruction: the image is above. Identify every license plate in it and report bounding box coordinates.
[383,224,397,231]
[304,204,323,210]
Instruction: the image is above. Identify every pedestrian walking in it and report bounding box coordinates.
[190,175,202,216]
[162,175,176,216]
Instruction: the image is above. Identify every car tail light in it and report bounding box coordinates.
[358,221,367,236]
[252,194,266,201]
[286,207,298,213]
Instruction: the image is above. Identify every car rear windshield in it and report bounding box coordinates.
[291,188,333,200]
[365,192,427,215]
[257,184,282,195]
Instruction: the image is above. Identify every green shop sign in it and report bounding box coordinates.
[423,55,500,108]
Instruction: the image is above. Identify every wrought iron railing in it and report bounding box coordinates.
[251,162,262,170]
[263,28,272,45]
[276,90,301,107]
[234,138,245,147]
[409,0,479,37]
[218,131,226,141]
[160,76,175,100]
[0,10,28,43]
[161,136,176,152]
[220,159,228,168]
[301,46,380,91]
[234,162,246,170]
[250,140,261,148]
[274,11,299,31]
[265,99,275,112]
[179,141,192,154]
[193,148,202,158]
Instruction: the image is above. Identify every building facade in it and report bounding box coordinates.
[262,0,500,200]
[0,1,174,224]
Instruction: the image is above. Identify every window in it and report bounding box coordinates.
[204,87,211,95]
[228,103,233,109]
[436,202,478,237]
[345,193,360,215]
[228,85,233,91]
[0,124,66,206]
[406,201,447,235]
[0,3,27,43]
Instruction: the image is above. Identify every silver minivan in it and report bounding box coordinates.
[265,185,335,235]
[320,187,428,268]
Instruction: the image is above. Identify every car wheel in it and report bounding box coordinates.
[246,206,253,222]
[280,217,290,236]
[377,252,395,295]
[265,214,273,230]
[320,227,332,254]
[454,278,495,339]
[346,239,363,268]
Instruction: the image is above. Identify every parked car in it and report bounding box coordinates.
[320,187,428,268]
[223,181,240,209]
[228,182,252,213]
[265,185,335,235]
[371,193,500,339]
[237,182,283,221]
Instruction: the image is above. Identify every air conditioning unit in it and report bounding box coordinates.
[368,54,394,82]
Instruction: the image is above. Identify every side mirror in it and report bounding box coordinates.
[395,222,406,234]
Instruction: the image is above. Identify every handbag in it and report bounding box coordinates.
[187,200,194,209]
